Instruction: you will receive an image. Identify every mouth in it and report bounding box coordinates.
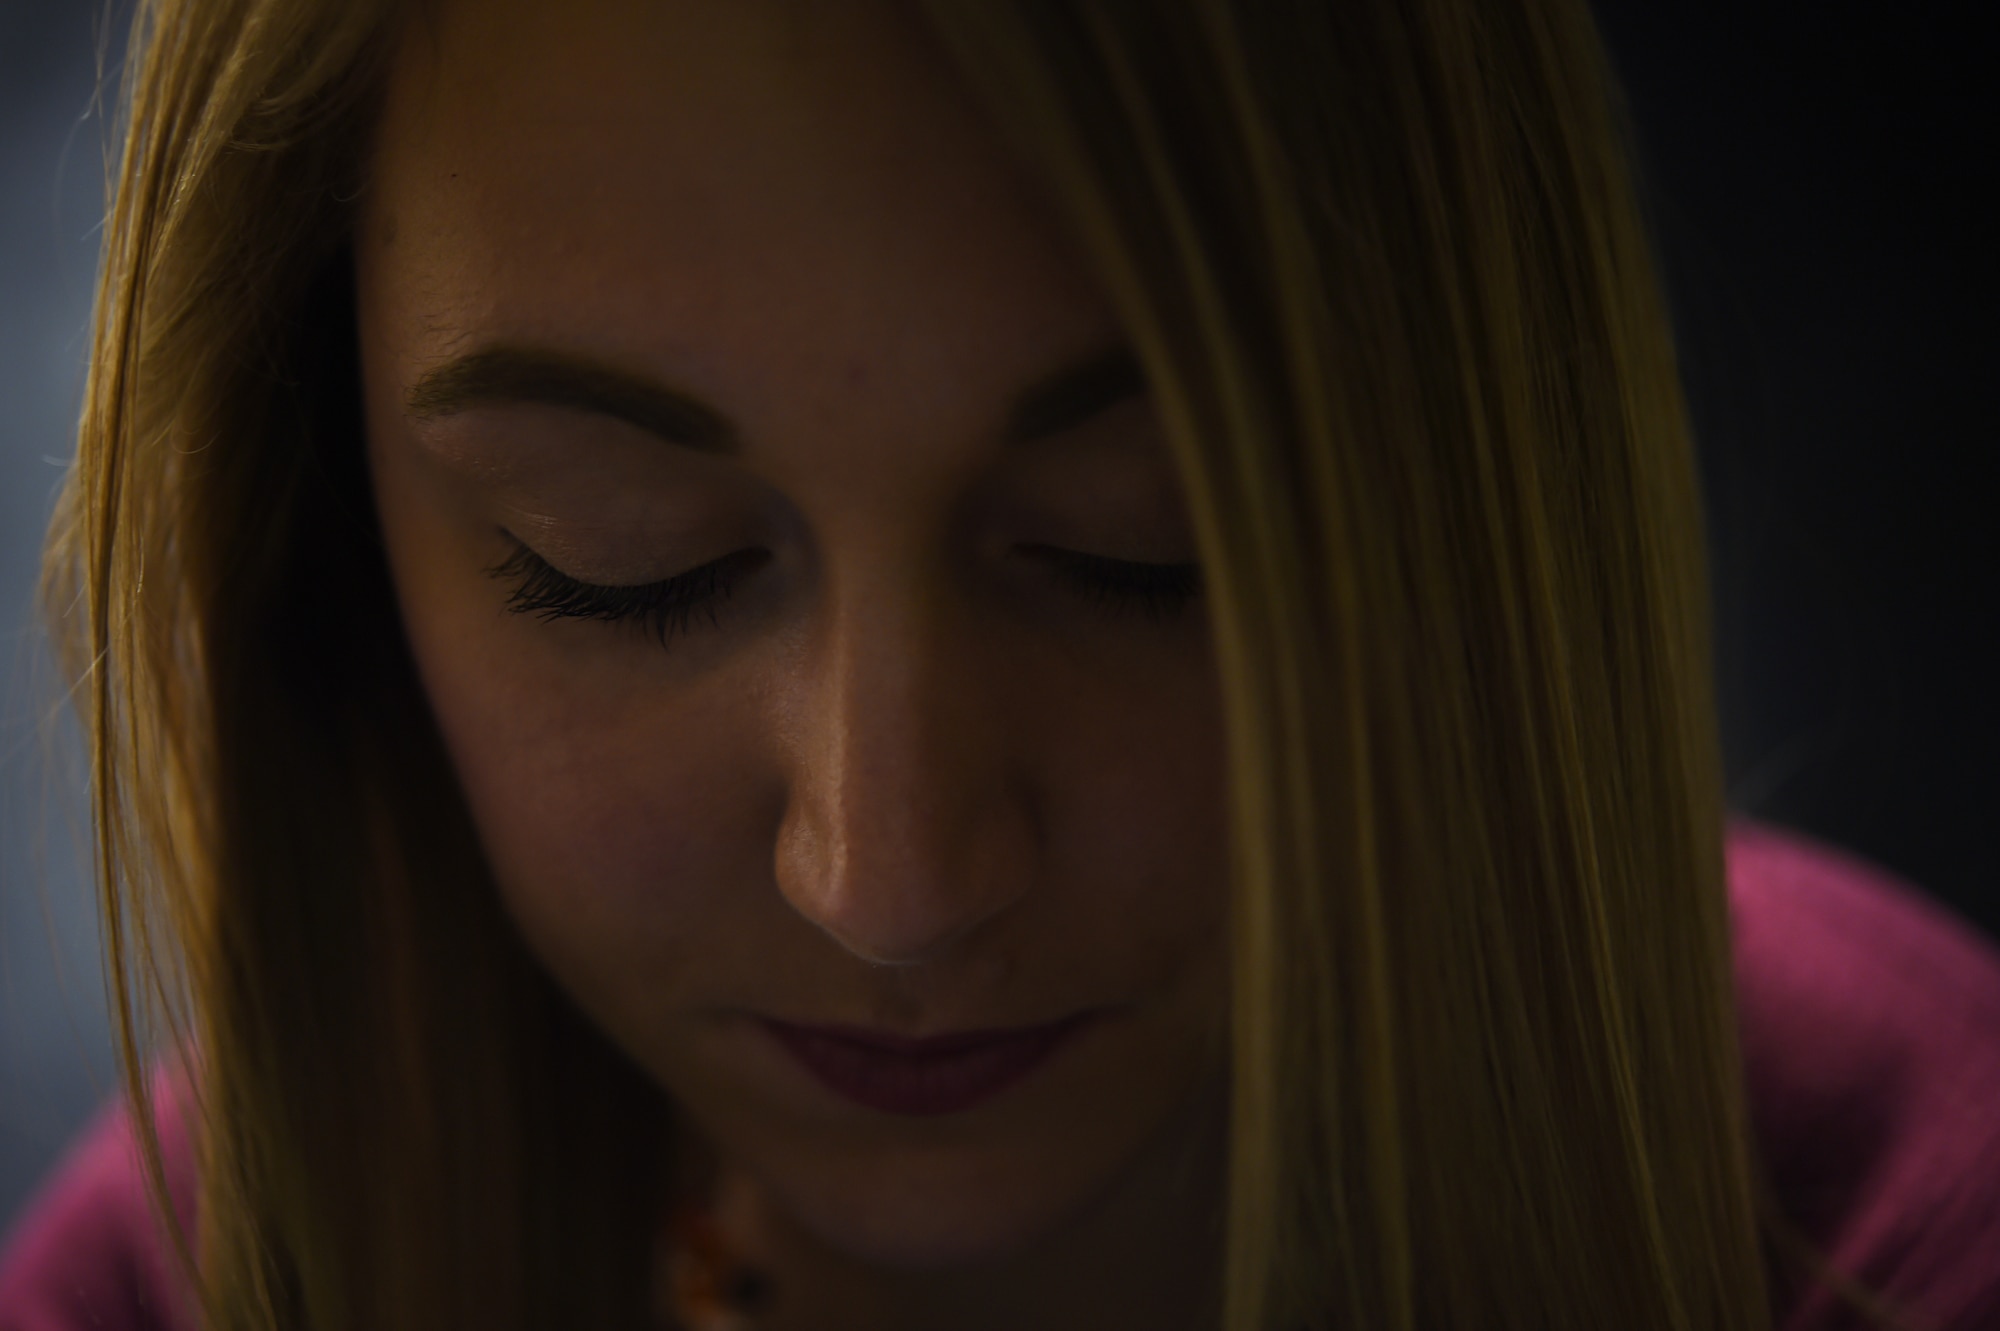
[761,1012,1098,1117]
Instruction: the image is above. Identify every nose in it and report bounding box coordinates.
[772,567,1037,966]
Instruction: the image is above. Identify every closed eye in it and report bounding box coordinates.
[1019,544,1202,622]
[488,533,1202,651]
[486,534,770,648]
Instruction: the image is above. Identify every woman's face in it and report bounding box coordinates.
[360,0,1229,1271]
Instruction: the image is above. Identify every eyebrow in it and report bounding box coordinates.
[404,343,1148,456]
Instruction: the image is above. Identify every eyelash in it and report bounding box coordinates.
[489,536,1201,648]
[1027,544,1203,623]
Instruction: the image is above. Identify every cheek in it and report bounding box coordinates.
[1052,633,1230,894]
[1067,702,1232,987]
[430,652,742,928]
[426,631,749,1003]
[370,452,778,1020]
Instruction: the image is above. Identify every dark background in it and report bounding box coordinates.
[2,1,1994,1231]
[1594,1,1996,946]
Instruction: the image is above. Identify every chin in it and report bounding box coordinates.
[668,1010,1231,1276]
[765,1137,1112,1272]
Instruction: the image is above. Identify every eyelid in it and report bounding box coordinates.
[487,527,738,587]
[487,531,766,648]
[1017,543,1202,623]
[488,532,1202,652]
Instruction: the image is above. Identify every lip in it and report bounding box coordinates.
[762,1012,1097,1117]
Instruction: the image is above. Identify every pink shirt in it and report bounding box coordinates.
[4,820,1997,1329]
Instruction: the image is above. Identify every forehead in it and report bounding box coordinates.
[360,0,1113,424]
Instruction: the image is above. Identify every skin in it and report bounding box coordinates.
[358,2,1231,1327]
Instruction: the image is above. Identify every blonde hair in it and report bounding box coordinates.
[49,0,1924,1328]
